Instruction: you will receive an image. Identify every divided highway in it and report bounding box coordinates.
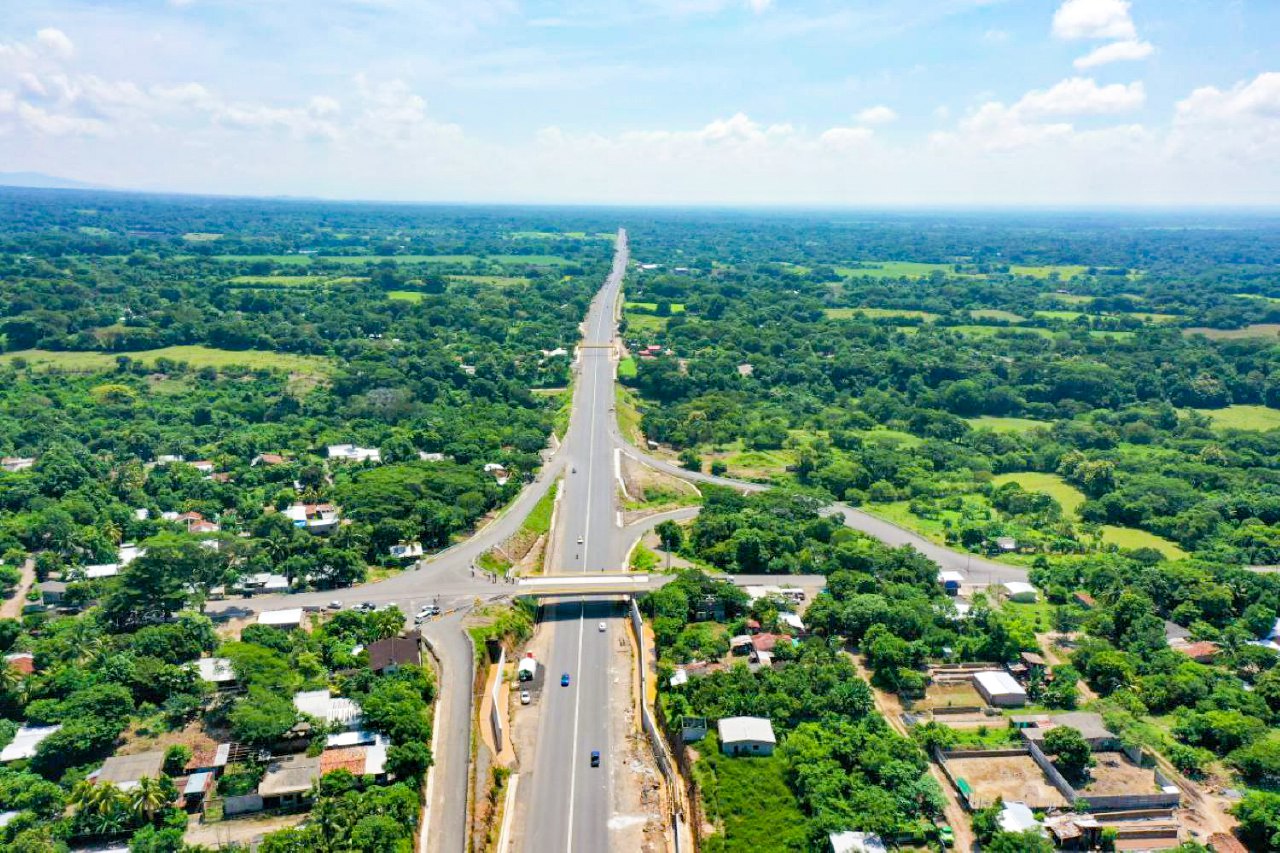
[521,229,630,853]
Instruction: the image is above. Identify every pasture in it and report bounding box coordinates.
[968,309,1025,322]
[1184,324,1280,341]
[387,291,425,302]
[836,261,954,279]
[0,346,333,382]
[991,472,1085,515]
[1195,405,1280,432]
[1098,524,1187,560]
[625,301,686,313]
[965,416,1048,434]
[825,307,938,321]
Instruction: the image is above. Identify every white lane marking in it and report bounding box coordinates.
[567,235,620,853]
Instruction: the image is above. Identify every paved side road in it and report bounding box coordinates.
[616,442,1029,585]
[420,611,474,853]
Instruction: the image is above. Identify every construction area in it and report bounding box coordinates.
[940,750,1070,809]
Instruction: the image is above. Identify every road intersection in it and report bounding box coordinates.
[206,228,1029,852]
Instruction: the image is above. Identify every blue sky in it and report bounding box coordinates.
[1,0,1278,205]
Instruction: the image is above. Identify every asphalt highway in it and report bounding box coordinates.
[521,229,630,853]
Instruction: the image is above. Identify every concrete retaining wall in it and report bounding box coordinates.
[489,646,506,753]
[1026,738,1078,803]
[629,597,683,853]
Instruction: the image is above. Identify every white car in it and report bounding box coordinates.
[520,690,531,705]
[598,622,606,632]
[577,536,584,544]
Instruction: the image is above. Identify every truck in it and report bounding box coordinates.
[517,652,538,682]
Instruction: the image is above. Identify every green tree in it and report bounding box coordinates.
[1043,726,1094,783]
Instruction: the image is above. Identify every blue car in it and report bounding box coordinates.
[561,673,570,687]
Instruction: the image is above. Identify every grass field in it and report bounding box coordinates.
[1035,309,1087,321]
[1009,264,1091,279]
[1043,293,1096,305]
[228,275,365,286]
[1184,324,1280,341]
[1125,312,1180,322]
[625,313,668,335]
[625,301,686,313]
[951,325,1055,339]
[213,253,571,266]
[1,346,333,379]
[1099,524,1187,560]
[969,309,1026,322]
[182,232,222,242]
[1234,293,1280,305]
[615,386,645,445]
[966,416,1048,433]
[449,275,528,287]
[826,307,939,321]
[991,472,1086,515]
[836,260,955,279]
[1194,405,1280,432]
[617,356,638,378]
[387,291,425,302]
[214,254,312,265]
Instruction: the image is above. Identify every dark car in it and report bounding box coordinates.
[561,673,570,687]
[590,750,600,767]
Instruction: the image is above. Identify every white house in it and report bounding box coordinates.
[829,832,888,853]
[0,724,61,762]
[189,460,215,474]
[1002,581,1039,603]
[294,690,362,729]
[82,564,121,580]
[717,716,776,756]
[283,503,340,533]
[118,544,145,565]
[418,452,447,462]
[0,457,35,473]
[193,657,237,686]
[998,801,1042,835]
[327,444,381,464]
[389,542,424,560]
[779,612,806,634]
[974,670,1028,707]
[483,462,510,486]
[258,608,304,629]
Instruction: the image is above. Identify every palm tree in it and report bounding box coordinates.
[129,776,171,825]
[72,780,127,833]
[0,662,21,696]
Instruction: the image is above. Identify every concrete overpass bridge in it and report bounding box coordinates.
[513,571,827,599]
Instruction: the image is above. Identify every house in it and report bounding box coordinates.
[1016,712,1119,751]
[325,730,384,749]
[779,612,806,635]
[327,444,381,464]
[1074,591,1096,609]
[96,749,166,790]
[154,455,184,465]
[293,690,362,729]
[189,461,216,474]
[737,363,754,377]
[189,520,221,534]
[1002,581,1038,603]
[251,453,290,467]
[751,633,781,656]
[257,608,304,629]
[258,754,321,808]
[185,744,231,774]
[998,801,1041,835]
[321,743,387,780]
[182,770,215,809]
[0,724,60,762]
[3,653,34,676]
[973,670,1028,707]
[82,564,121,580]
[389,542,424,560]
[829,831,888,853]
[240,573,290,594]
[669,669,689,687]
[938,571,964,595]
[1174,641,1220,663]
[418,452,447,462]
[483,462,510,485]
[193,657,237,687]
[366,634,421,675]
[729,635,754,655]
[37,580,66,607]
[284,503,340,533]
[134,508,150,521]
[0,457,35,473]
[995,536,1018,552]
[717,716,776,756]
[118,544,144,565]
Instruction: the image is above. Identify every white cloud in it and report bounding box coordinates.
[819,126,874,147]
[1074,39,1154,69]
[35,28,75,60]
[1176,72,1280,124]
[855,104,897,125]
[1052,0,1137,41]
[1017,77,1145,116]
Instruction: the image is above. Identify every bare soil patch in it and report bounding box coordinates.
[945,754,1069,809]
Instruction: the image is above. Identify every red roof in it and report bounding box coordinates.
[320,747,368,776]
[752,633,780,652]
[4,653,34,675]
[177,512,204,522]
[1176,641,1220,661]
[1074,591,1096,607]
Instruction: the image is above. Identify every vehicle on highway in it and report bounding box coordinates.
[415,605,440,620]
[590,750,600,767]
[598,622,606,632]
[572,466,576,473]
[356,602,375,612]
[561,673,570,687]
[327,601,342,610]
[520,690,531,705]
[577,536,584,544]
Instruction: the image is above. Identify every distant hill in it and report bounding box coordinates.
[0,172,107,190]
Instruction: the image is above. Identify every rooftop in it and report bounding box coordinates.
[258,754,321,797]
[0,724,60,762]
[717,716,776,745]
[97,750,166,789]
[258,607,304,627]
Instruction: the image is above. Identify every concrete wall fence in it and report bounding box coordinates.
[490,646,506,754]
[629,597,682,853]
